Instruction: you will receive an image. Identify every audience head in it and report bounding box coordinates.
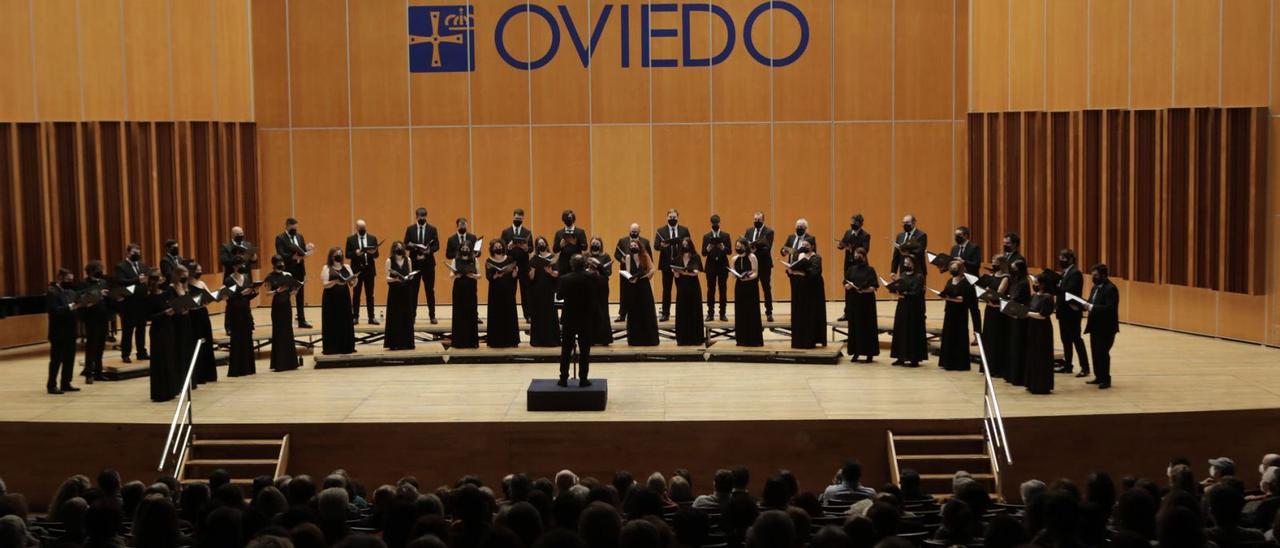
[1020,479,1047,505]
[556,470,580,495]
[578,502,622,548]
[841,461,863,487]
[1114,488,1157,540]
[712,469,734,495]
[668,476,692,504]
[1208,457,1236,479]
[731,467,751,492]
[746,510,795,548]
[97,468,122,498]
[761,475,789,509]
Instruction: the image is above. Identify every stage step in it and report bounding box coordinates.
[888,431,1001,502]
[179,434,290,497]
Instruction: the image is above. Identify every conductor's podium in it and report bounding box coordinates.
[527,379,608,411]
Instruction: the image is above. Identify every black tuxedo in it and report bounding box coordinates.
[702,230,732,316]
[501,224,534,319]
[744,225,776,315]
[345,232,380,321]
[446,232,480,261]
[404,221,440,319]
[46,283,79,390]
[113,259,148,359]
[275,231,310,322]
[557,270,598,381]
[839,228,871,266]
[613,236,651,320]
[1055,265,1089,372]
[159,253,184,285]
[949,241,982,276]
[219,241,253,274]
[890,229,928,278]
[553,227,588,274]
[656,224,692,317]
[1084,280,1120,384]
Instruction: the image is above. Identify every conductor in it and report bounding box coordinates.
[557,254,597,388]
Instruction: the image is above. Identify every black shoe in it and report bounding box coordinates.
[1075,371,1089,378]
[1053,366,1070,373]
[352,317,359,325]
[368,318,380,325]
[122,356,132,364]
[1098,382,1111,389]
[1085,378,1101,385]
[556,379,568,387]
[298,321,313,329]
[837,314,847,321]
[60,385,81,392]
[47,387,63,395]
[85,375,94,385]
[659,314,670,322]
[766,314,775,322]
[430,318,438,325]
[719,314,728,322]
[579,379,593,387]
[93,374,108,381]
[137,352,150,361]
[706,312,715,321]
[891,360,904,366]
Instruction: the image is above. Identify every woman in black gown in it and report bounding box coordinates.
[266,255,299,371]
[146,270,177,402]
[450,245,482,349]
[169,266,195,395]
[980,257,1011,378]
[842,247,879,361]
[383,242,417,350]
[527,238,560,347]
[587,238,613,345]
[1004,259,1031,386]
[224,265,258,377]
[787,241,827,349]
[621,241,659,346]
[938,261,977,371]
[485,240,520,348]
[731,239,763,347]
[187,262,218,384]
[321,248,358,355]
[889,255,928,366]
[672,237,705,346]
[1023,273,1057,394]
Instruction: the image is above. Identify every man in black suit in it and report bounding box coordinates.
[1001,232,1025,265]
[836,214,871,321]
[745,211,776,321]
[557,254,597,388]
[890,214,928,279]
[445,217,480,262]
[613,223,651,322]
[46,268,81,394]
[219,226,252,276]
[404,207,441,323]
[781,218,818,258]
[1054,249,1089,377]
[553,210,588,276]
[114,243,148,363]
[656,208,691,321]
[80,261,111,383]
[274,217,313,328]
[500,208,534,320]
[950,226,982,276]
[159,239,184,286]
[702,215,732,321]
[345,219,380,325]
[1082,264,1119,389]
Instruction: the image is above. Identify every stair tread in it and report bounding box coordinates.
[893,434,984,441]
[897,454,989,460]
[919,473,995,479]
[192,439,284,446]
[181,478,255,485]
[185,459,278,465]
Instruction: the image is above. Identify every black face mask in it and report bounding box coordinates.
[1058,258,1069,268]
[1003,244,1012,253]
[629,231,639,239]
[192,272,202,279]
[1093,275,1104,285]
[753,221,763,229]
[92,271,104,279]
[955,235,965,244]
[682,243,693,252]
[233,235,245,243]
[629,246,640,255]
[796,228,806,236]
[711,224,720,231]
[458,227,467,235]
[949,268,960,276]
[854,256,865,264]
[735,247,747,255]
[394,247,405,255]
[287,228,297,236]
[417,218,427,226]
[357,228,366,235]
[513,219,523,227]
[903,223,913,233]
[536,243,548,252]
[179,276,189,284]
[237,266,249,274]
[590,244,602,253]
[851,224,861,231]
[170,247,180,256]
[563,215,575,226]
[334,255,344,262]
[668,219,678,227]
[130,253,141,262]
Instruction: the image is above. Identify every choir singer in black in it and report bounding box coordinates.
[345,219,380,325]
[950,227,983,338]
[1082,264,1119,389]
[891,215,927,280]
[1054,249,1089,377]
[500,208,534,320]
[613,223,651,322]
[702,215,732,321]
[114,243,149,363]
[46,268,81,394]
[80,261,111,383]
[745,212,775,321]
[557,254,596,387]
[656,209,691,322]
[835,214,870,321]
[553,209,587,275]
[404,208,440,324]
[275,218,314,328]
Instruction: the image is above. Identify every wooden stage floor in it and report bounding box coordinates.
[1,301,1277,425]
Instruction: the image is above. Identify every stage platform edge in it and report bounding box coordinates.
[527,378,608,411]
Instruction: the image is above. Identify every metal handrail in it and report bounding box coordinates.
[158,338,202,472]
[975,339,1012,464]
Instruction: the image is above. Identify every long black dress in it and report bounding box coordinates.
[172,293,194,394]
[321,265,357,355]
[189,294,217,384]
[806,256,828,347]
[673,255,705,346]
[148,288,177,402]
[981,275,1010,378]
[590,253,613,345]
[733,255,763,347]
[843,262,880,359]
[384,258,417,350]
[1023,294,1056,394]
[623,255,659,346]
[790,255,828,349]
[267,272,299,371]
[890,274,929,364]
[1005,277,1032,386]
[485,257,520,348]
[451,259,480,349]
[224,275,257,377]
[528,254,560,347]
[939,277,976,371]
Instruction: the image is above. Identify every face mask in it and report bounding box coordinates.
[630,246,640,254]
[233,235,244,243]
[60,281,74,289]
[1003,244,1012,253]
[192,272,202,279]
[458,227,467,234]
[357,228,366,235]
[536,243,548,252]
[564,215,575,226]
[796,228,806,236]
[682,243,692,251]
[1093,275,1104,285]
[238,266,249,274]
[852,224,861,231]
[417,218,426,226]
[955,235,965,244]
[753,221,763,229]
[334,255,344,262]
[394,247,405,255]
[93,271,104,279]
[630,231,639,239]
[1058,258,1069,268]
[736,247,746,254]
[711,224,720,231]
[668,218,678,227]
[288,228,297,236]
[855,256,865,264]
[590,244,602,252]
[179,276,189,284]
[949,268,960,276]
[130,252,141,261]
[903,223,913,232]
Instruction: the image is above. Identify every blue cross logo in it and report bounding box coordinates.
[408,5,474,73]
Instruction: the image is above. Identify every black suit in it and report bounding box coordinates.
[744,225,776,315]
[656,224,692,317]
[219,241,252,274]
[782,233,817,255]
[446,232,480,262]
[404,222,440,319]
[839,228,871,267]
[890,230,928,278]
[79,277,110,378]
[275,231,309,322]
[702,230,732,316]
[159,253,184,286]
[949,241,982,276]
[1084,280,1120,384]
[553,227,589,274]
[114,259,148,359]
[345,232,380,321]
[613,236,652,320]
[1000,250,1025,266]
[1055,265,1089,372]
[46,283,79,390]
[501,225,534,319]
[557,270,598,381]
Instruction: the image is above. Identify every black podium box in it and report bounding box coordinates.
[527,379,608,411]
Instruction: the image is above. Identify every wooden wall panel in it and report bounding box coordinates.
[410,128,472,227]
[470,127,532,239]
[471,0,529,125]
[711,124,771,239]
[214,0,253,121]
[774,0,831,121]
[1046,0,1086,111]
[969,0,1008,112]
[348,0,409,127]
[652,125,711,238]
[123,0,173,120]
[590,125,651,262]
[1088,0,1131,109]
[1127,281,1171,328]
[590,0,649,123]
[170,0,215,121]
[31,0,81,121]
[954,0,968,119]
[251,0,291,129]
[290,131,352,281]
[1217,292,1267,343]
[351,129,411,303]
[529,0,589,124]
[0,0,36,121]
[1172,0,1221,106]
[710,0,769,122]
[774,124,832,301]
[287,0,349,128]
[407,0,470,127]
[79,0,126,121]
[531,127,591,241]
[833,0,892,120]
[833,124,893,294]
[1008,0,1045,112]
[1131,0,1174,109]
[895,0,952,120]
[1169,285,1217,335]
[1221,0,1269,107]
[651,2,711,122]
[256,132,294,263]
